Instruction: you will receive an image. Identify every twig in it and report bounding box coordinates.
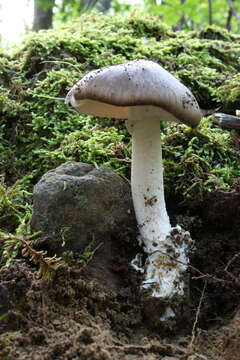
[40,60,80,71]
[86,241,104,264]
[224,252,240,272]
[33,94,65,100]
[107,341,186,355]
[189,280,207,349]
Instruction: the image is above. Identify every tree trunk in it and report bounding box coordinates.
[97,0,112,12]
[82,0,111,12]
[82,0,98,11]
[33,0,55,31]
[226,6,233,31]
[226,0,240,30]
[208,0,213,25]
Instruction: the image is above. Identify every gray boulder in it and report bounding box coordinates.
[31,162,136,254]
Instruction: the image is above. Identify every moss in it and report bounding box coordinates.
[0,11,240,238]
[162,118,240,200]
[197,25,240,41]
[217,74,240,112]
[48,124,131,179]
[0,180,32,233]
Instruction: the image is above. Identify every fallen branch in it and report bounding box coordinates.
[224,252,240,272]
[212,112,240,130]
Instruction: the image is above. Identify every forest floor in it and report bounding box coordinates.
[1,10,240,360]
[0,188,240,360]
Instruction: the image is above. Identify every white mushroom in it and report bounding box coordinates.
[65,60,202,315]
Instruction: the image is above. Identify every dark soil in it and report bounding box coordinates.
[1,189,240,360]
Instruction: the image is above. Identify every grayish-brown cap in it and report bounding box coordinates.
[65,60,202,128]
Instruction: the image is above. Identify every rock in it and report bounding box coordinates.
[31,162,136,254]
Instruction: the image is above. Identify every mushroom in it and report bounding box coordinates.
[65,60,202,315]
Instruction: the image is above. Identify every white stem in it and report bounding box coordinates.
[128,107,193,304]
[127,107,171,253]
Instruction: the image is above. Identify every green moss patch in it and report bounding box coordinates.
[0,11,240,236]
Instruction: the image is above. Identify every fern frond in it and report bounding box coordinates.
[0,233,66,280]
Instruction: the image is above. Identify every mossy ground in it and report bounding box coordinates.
[0,10,240,360]
[1,11,239,236]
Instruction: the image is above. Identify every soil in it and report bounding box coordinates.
[1,189,240,360]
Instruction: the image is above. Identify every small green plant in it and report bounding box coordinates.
[21,237,66,281]
[0,180,32,232]
[79,236,103,264]
[0,232,66,280]
[80,238,95,262]
[62,250,74,266]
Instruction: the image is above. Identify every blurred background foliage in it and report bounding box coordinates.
[32,0,240,32]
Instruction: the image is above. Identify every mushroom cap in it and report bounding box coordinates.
[65,59,201,127]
